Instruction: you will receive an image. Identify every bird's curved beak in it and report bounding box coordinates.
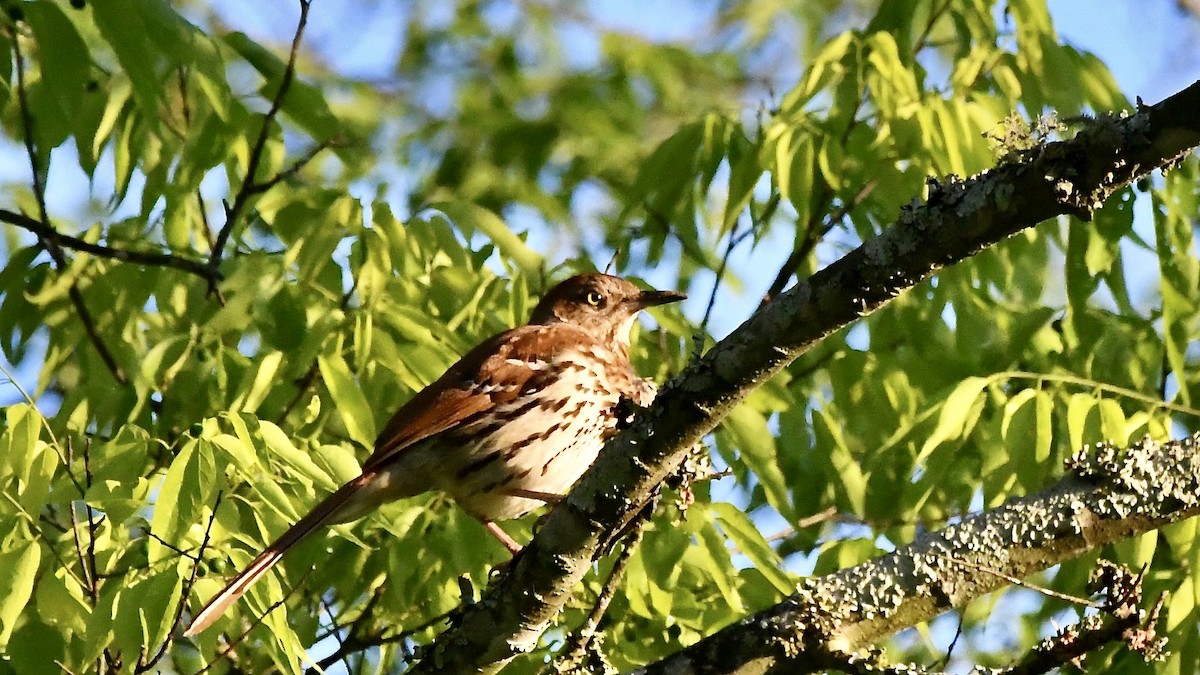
[636,288,687,309]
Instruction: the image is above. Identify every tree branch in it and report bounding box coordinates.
[12,22,127,385]
[640,435,1195,673]
[207,0,311,290]
[410,80,1200,673]
[0,209,218,282]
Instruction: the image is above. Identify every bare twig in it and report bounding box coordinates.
[305,607,455,674]
[761,180,876,306]
[194,568,314,675]
[208,0,313,292]
[139,492,224,673]
[553,522,648,673]
[12,32,128,384]
[1005,590,1165,675]
[244,140,331,197]
[696,192,781,356]
[0,209,217,281]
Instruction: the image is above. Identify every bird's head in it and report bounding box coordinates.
[528,273,685,346]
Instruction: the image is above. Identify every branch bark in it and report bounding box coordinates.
[411,80,1200,672]
[640,435,1195,674]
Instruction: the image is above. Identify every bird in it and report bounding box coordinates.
[183,272,685,637]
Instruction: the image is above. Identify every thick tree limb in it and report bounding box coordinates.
[640,436,1194,674]
[412,81,1200,673]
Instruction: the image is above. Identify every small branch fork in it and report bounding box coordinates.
[0,208,216,282]
[207,0,313,297]
[1004,562,1166,675]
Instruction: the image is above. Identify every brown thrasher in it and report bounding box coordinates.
[183,273,685,636]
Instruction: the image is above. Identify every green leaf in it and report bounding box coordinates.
[722,405,795,521]
[695,519,744,613]
[0,542,40,649]
[91,0,164,121]
[433,202,543,275]
[1067,393,1098,450]
[1097,399,1126,444]
[232,351,284,413]
[24,2,91,143]
[1034,390,1053,464]
[1000,389,1053,489]
[16,441,55,515]
[774,126,815,224]
[0,404,40,480]
[781,32,854,114]
[148,437,201,563]
[258,419,337,491]
[318,353,377,448]
[1000,388,1038,439]
[722,138,761,231]
[132,572,182,655]
[814,408,867,514]
[1156,168,1200,406]
[920,376,989,458]
[712,502,794,596]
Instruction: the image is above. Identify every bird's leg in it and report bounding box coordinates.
[483,520,523,555]
[504,488,565,503]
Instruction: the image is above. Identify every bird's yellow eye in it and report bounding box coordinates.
[585,291,605,307]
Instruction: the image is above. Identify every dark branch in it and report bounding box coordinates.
[0,209,218,282]
[12,22,127,385]
[208,0,312,289]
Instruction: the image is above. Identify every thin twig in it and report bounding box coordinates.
[553,496,660,674]
[12,31,127,384]
[553,524,646,672]
[195,568,314,675]
[139,491,224,673]
[244,140,331,197]
[695,192,781,357]
[0,209,217,281]
[306,607,455,674]
[932,554,1101,608]
[1004,593,1165,675]
[935,612,964,671]
[761,180,876,306]
[208,0,312,292]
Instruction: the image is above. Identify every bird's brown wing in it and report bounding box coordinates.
[361,324,564,472]
[184,325,568,637]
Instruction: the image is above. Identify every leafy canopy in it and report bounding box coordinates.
[0,0,1197,673]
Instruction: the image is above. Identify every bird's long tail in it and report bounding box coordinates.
[183,474,371,637]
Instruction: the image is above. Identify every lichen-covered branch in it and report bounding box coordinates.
[410,81,1200,674]
[1002,563,1165,675]
[638,436,1194,674]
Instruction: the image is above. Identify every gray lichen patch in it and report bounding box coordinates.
[1068,434,1200,513]
[767,434,1200,654]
